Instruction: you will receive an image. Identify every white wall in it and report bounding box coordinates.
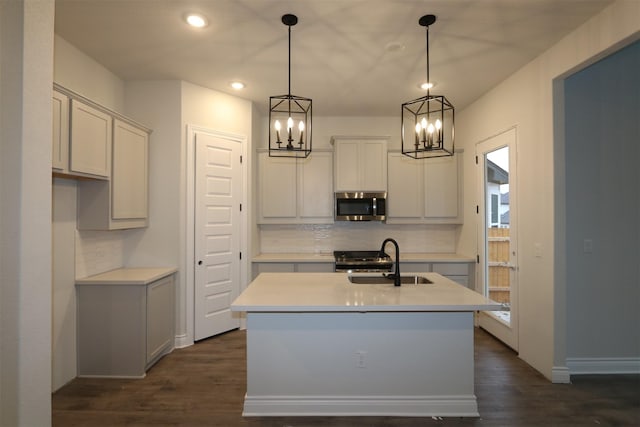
[256,113,462,254]
[124,80,254,346]
[0,1,54,424]
[54,35,125,111]
[456,0,640,380]
[181,81,254,344]
[51,35,129,392]
[52,178,77,391]
[260,224,458,255]
[123,80,184,341]
[255,114,400,151]
[565,41,639,364]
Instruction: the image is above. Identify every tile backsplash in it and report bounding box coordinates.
[75,230,125,278]
[259,223,458,254]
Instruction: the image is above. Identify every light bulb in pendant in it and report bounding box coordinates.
[274,120,282,143]
[298,121,305,144]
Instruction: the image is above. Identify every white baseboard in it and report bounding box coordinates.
[242,395,479,417]
[552,366,571,383]
[174,333,193,349]
[566,357,640,375]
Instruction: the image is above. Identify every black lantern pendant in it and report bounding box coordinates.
[269,14,312,158]
[401,15,454,159]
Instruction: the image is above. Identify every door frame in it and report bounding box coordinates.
[475,126,519,351]
[184,125,249,346]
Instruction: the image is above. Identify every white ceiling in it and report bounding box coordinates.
[54,0,612,116]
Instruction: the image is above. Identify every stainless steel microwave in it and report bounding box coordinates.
[334,192,386,221]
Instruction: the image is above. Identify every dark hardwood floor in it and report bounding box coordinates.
[52,328,640,426]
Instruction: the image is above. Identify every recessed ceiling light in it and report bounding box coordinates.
[185,13,208,28]
[230,81,245,90]
[419,82,435,90]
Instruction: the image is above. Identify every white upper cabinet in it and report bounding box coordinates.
[69,98,112,178]
[54,84,151,230]
[77,120,150,230]
[424,156,459,218]
[387,153,422,218]
[258,150,334,224]
[259,153,297,219]
[52,90,69,171]
[53,88,112,180]
[298,151,334,220]
[386,151,463,224]
[332,136,388,192]
[112,119,149,220]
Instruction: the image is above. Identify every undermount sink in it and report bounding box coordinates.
[348,275,433,285]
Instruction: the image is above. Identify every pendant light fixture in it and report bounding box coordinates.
[401,15,454,159]
[269,14,312,158]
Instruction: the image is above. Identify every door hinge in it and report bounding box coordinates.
[239,252,242,260]
[476,205,479,214]
[475,155,478,164]
[240,155,243,164]
[240,203,242,212]
[477,255,480,263]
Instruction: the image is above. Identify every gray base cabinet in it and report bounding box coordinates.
[252,262,335,280]
[76,271,175,378]
[401,261,474,288]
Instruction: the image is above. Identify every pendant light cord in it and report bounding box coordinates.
[425,24,430,98]
[287,22,292,118]
[288,23,292,97]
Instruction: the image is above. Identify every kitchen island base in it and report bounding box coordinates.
[243,311,478,417]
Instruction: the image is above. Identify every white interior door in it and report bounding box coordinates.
[194,130,242,341]
[476,128,518,351]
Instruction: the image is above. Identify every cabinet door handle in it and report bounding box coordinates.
[198,260,203,265]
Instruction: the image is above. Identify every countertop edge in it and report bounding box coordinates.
[76,267,178,285]
[252,253,475,263]
[231,272,500,313]
[231,304,500,313]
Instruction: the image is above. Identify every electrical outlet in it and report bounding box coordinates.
[534,243,542,258]
[356,350,367,368]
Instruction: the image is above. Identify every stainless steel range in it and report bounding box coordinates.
[333,250,393,273]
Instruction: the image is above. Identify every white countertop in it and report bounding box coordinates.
[252,253,474,263]
[76,267,177,285]
[231,272,500,312]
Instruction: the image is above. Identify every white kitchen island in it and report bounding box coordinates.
[231,272,500,417]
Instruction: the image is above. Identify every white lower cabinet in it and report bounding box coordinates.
[387,152,463,224]
[146,276,175,364]
[258,150,333,224]
[76,271,175,378]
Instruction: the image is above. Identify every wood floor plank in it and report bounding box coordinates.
[52,328,640,426]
